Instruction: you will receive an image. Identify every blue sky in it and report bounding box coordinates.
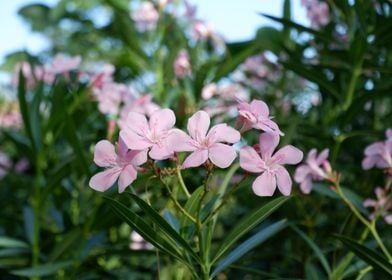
[0,0,308,65]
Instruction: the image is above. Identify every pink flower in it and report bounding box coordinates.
[362,129,392,170]
[236,98,283,135]
[47,53,81,75]
[302,0,330,29]
[89,64,115,88]
[170,111,240,169]
[363,187,392,224]
[174,50,191,78]
[240,133,303,196]
[89,138,147,193]
[14,158,29,173]
[131,2,159,32]
[294,148,330,194]
[0,106,22,129]
[201,83,218,100]
[184,0,197,19]
[120,109,176,160]
[118,94,160,129]
[94,83,131,115]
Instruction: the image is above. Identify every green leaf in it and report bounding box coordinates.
[104,196,183,262]
[10,260,73,277]
[128,193,201,263]
[212,196,291,264]
[281,61,340,99]
[23,206,34,244]
[0,237,29,249]
[180,186,204,238]
[212,220,287,276]
[48,228,82,262]
[334,235,392,277]
[291,225,331,275]
[214,44,258,81]
[0,248,29,257]
[17,69,36,153]
[312,183,367,214]
[163,209,180,233]
[260,14,331,43]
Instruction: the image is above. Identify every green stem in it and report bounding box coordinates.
[343,60,363,111]
[32,153,43,280]
[369,225,392,261]
[336,182,391,261]
[330,226,370,280]
[176,167,191,198]
[355,266,372,280]
[336,183,370,227]
[160,177,196,223]
[196,168,213,280]
[204,174,247,224]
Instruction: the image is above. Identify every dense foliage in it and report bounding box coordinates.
[0,0,391,279]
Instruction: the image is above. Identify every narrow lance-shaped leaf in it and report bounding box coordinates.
[212,196,291,264]
[128,193,201,264]
[104,196,184,262]
[334,234,392,277]
[291,225,331,276]
[212,220,288,277]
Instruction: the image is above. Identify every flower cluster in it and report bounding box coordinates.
[0,102,22,129]
[363,187,392,224]
[174,50,192,78]
[201,82,249,119]
[294,148,333,194]
[90,98,304,197]
[131,2,159,32]
[13,54,81,88]
[301,0,330,30]
[362,129,392,172]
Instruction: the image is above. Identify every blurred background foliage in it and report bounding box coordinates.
[0,0,392,279]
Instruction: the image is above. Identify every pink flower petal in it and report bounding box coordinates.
[117,137,129,159]
[125,112,149,135]
[93,140,117,167]
[274,145,303,165]
[386,129,392,139]
[118,165,137,193]
[306,149,317,163]
[316,149,329,165]
[182,149,208,169]
[120,129,151,150]
[361,156,379,170]
[239,146,264,173]
[128,149,148,166]
[208,124,240,144]
[384,215,392,224]
[364,142,384,156]
[300,178,313,194]
[187,111,210,140]
[149,109,176,133]
[250,100,269,117]
[259,132,280,159]
[294,165,311,183]
[168,129,197,152]
[89,167,121,192]
[255,119,283,135]
[252,172,276,196]
[363,199,377,208]
[149,144,173,160]
[275,166,292,196]
[209,143,237,168]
